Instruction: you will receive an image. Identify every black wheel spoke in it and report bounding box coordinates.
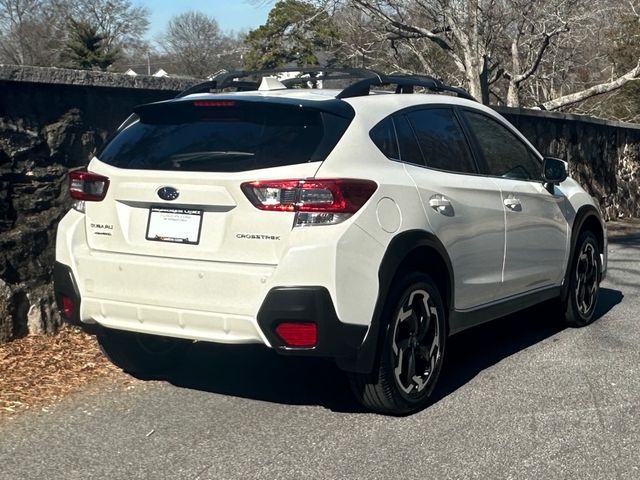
[397,337,412,351]
[406,349,416,385]
[412,295,431,340]
[407,309,420,335]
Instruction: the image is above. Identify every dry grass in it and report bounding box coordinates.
[0,327,129,418]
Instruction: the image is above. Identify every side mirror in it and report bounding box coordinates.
[542,157,568,185]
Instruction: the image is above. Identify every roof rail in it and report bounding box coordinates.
[175,67,384,98]
[336,74,476,102]
[175,68,475,102]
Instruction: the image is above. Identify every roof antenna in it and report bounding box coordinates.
[258,77,287,91]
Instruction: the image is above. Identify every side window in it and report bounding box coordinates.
[465,111,541,180]
[394,114,424,166]
[369,117,399,159]
[405,108,477,174]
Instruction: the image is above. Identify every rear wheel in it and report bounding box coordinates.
[564,231,601,327]
[349,272,446,415]
[97,329,190,375]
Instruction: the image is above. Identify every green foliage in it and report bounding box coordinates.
[244,0,337,69]
[63,19,119,71]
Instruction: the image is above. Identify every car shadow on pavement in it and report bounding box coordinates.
[162,341,366,413]
[430,287,623,404]
[156,288,623,414]
[607,227,640,247]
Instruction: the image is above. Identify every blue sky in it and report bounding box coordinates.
[139,0,272,40]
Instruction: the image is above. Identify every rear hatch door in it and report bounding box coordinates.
[83,97,353,265]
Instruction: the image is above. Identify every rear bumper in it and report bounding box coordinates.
[53,261,367,361]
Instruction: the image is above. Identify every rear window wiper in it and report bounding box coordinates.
[170,151,256,164]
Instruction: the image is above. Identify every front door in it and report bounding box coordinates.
[462,110,568,299]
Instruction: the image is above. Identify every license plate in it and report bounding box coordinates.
[146,207,203,245]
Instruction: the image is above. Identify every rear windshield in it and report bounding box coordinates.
[98,102,353,172]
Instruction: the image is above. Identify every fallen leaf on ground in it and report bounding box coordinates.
[0,327,132,418]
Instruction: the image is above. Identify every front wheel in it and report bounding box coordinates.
[349,272,446,415]
[98,329,191,375]
[564,231,601,327]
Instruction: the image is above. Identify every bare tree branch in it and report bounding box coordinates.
[540,59,640,110]
[353,0,454,52]
[511,24,569,84]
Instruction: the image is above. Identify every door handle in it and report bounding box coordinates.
[504,197,522,211]
[429,197,451,209]
[428,195,453,216]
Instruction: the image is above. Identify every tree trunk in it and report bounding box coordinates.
[507,81,520,107]
[478,66,490,104]
[506,39,521,107]
[460,0,484,102]
[465,63,483,101]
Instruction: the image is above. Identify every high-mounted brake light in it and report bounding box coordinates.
[69,170,110,202]
[241,179,377,227]
[193,100,236,107]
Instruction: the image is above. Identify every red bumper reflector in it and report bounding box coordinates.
[275,322,317,348]
[61,296,74,319]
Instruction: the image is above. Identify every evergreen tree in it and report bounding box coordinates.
[244,0,337,69]
[63,19,119,71]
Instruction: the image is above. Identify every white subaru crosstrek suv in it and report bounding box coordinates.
[54,69,607,414]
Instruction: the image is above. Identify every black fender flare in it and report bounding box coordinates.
[336,230,454,374]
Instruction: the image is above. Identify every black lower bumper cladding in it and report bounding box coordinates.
[257,286,367,360]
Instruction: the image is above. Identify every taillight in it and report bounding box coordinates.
[241,179,377,227]
[69,170,109,213]
[69,170,109,201]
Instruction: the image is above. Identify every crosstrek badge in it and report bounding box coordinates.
[236,233,281,240]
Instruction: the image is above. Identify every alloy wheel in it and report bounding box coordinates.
[575,241,599,317]
[391,289,441,395]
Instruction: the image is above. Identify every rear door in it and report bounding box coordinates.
[462,109,568,298]
[84,99,353,265]
[394,107,506,310]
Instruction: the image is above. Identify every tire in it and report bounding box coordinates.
[349,272,447,415]
[564,231,601,327]
[97,329,190,375]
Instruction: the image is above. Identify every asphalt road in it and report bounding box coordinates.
[1,231,638,480]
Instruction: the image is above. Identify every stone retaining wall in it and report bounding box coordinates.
[0,66,638,342]
[496,106,640,219]
[0,66,198,342]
